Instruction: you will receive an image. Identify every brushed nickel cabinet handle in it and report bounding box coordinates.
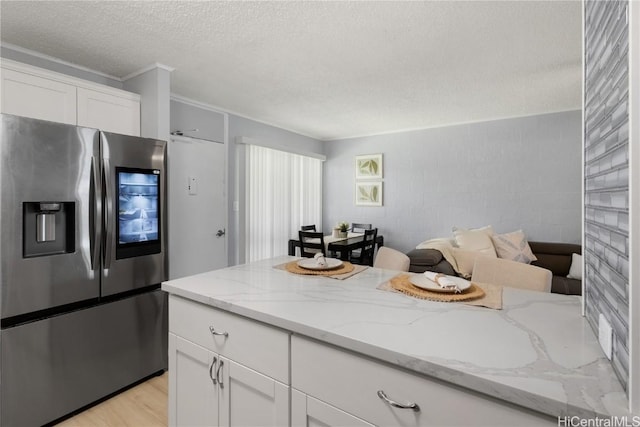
[209,356,218,385]
[209,326,229,337]
[377,390,420,412]
[216,360,224,389]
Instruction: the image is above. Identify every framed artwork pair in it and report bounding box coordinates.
[355,154,383,206]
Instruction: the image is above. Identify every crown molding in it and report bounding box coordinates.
[121,63,175,81]
[170,93,229,115]
[1,42,122,81]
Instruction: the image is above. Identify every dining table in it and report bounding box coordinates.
[288,232,384,260]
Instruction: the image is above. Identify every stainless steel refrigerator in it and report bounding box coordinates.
[0,114,168,426]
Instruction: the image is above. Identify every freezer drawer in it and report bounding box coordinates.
[0,289,167,427]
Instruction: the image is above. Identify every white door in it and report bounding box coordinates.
[168,136,227,279]
[169,335,219,427]
[219,358,289,427]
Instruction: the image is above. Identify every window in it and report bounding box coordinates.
[246,144,323,262]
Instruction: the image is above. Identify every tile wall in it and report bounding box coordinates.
[584,0,630,391]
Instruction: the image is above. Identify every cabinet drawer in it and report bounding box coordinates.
[169,295,289,383]
[291,336,554,427]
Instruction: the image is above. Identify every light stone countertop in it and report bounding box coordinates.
[161,256,632,420]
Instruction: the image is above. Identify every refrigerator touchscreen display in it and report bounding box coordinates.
[116,167,161,258]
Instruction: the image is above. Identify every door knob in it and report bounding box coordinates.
[216,229,226,237]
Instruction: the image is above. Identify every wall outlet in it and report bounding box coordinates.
[233,201,239,211]
[598,313,613,360]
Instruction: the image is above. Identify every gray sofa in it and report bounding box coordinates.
[406,241,582,295]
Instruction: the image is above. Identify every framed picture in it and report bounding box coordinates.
[355,181,383,206]
[355,154,383,179]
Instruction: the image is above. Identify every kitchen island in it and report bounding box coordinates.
[162,256,632,426]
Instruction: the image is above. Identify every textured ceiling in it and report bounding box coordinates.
[0,1,582,140]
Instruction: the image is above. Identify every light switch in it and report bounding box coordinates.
[188,176,197,195]
[598,313,613,360]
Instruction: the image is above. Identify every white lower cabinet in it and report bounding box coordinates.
[292,390,373,427]
[221,358,289,426]
[169,295,289,383]
[168,296,290,427]
[169,334,290,427]
[169,334,218,426]
[291,335,555,427]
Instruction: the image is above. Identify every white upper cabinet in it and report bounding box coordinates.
[1,59,140,136]
[77,87,140,136]
[1,68,76,125]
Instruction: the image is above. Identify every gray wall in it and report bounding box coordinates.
[584,0,630,392]
[323,111,582,254]
[228,115,324,265]
[170,100,225,143]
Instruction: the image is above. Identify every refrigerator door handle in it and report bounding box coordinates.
[90,156,102,271]
[103,158,114,269]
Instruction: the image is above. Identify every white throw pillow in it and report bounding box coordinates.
[452,226,497,257]
[490,230,537,264]
[453,225,494,236]
[415,237,456,249]
[567,253,583,280]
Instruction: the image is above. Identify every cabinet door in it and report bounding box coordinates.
[1,68,76,124]
[77,87,140,136]
[169,334,219,427]
[219,357,289,427]
[291,390,373,427]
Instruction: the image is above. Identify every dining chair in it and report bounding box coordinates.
[351,223,372,233]
[350,228,377,266]
[373,247,410,271]
[300,224,316,231]
[349,223,373,259]
[471,256,552,292]
[298,230,325,258]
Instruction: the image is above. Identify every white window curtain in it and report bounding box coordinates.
[246,144,323,262]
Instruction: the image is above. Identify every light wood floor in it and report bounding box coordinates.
[56,372,168,427]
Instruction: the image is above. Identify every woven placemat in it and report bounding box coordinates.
[284,260,355,276]
[389,274,485,302]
